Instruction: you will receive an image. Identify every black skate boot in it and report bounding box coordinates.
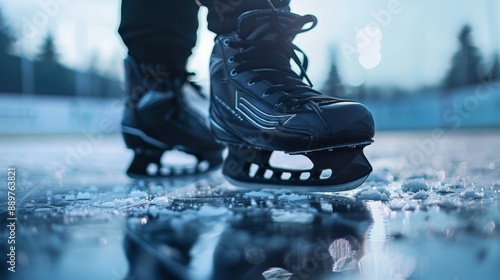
[209,9,375,191]
[122,56,224,178]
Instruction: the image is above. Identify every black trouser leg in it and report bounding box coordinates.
[199,0,291,34]
[118,0,291,66]
[118,0,200,68]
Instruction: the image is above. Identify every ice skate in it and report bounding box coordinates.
[209,9,375,191]
[121,57,224,178]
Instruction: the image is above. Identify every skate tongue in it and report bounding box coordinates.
[237,10,302,40]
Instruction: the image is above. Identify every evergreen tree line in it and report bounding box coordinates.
[324,25,500,99]
[0,11,121,97]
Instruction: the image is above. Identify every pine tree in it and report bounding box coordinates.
[323,51,344,97]
[38,33,58,63]
[0,9,13,54]
[490,54,499,82]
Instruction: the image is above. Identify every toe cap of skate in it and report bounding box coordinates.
[321,101,375,144]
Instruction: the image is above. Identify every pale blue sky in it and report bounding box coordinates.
[1,0,499,90]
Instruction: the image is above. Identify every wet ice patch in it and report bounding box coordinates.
[402,179,428,193]
[262,267,293,280]
[198,205,229,217]
[271,209,314,223]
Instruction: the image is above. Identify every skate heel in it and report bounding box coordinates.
[127,149,164,177]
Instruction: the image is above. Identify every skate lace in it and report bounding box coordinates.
[229,13,340,108]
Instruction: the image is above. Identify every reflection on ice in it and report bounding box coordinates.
[262,267,293,280]
[328,237,359,272]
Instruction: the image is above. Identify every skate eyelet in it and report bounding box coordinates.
[262,91,269,97]
[247,80,256,86]
[230,69,238,77]
[275,101,283,106]
[228,56,235,63]
[223,39,230,46]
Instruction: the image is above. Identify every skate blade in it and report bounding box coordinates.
[222,146,372,192]
[225,173,369,193]
[126,149,223,179]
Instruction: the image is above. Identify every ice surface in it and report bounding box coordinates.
[4,132,500,280]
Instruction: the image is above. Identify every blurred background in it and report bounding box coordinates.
[0,0,499,134]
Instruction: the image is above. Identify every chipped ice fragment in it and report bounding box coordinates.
[389,199,406,210]
[412,190,428,200]
[101,201,114,208]
[460,189,483,199]
[402,179,428,193]
[65,195,76,201]
[271,209,313,223]
[356,189,382,201]
[130,190,148,198]
[277,193,309,201]
[244,191,274,198]
[151,196,172,206]
[77,192,91,200]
